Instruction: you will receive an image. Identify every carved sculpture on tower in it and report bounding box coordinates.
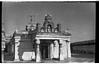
[43,14,54,32]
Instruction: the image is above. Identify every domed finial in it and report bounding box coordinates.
[45,14,52,20]
[15,28,18,33]
[29,15,36,24]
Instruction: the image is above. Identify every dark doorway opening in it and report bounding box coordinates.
[40,40,52,60]
[40,45,49,60]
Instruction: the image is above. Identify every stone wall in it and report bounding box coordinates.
[18,40,34,60]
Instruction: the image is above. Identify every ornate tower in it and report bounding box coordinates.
[26,15,37,31]
[43,14,54,32]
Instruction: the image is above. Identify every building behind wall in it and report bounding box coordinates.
[4,14,72,62]
[71,40,95,55]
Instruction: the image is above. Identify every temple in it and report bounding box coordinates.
[3,14,71,62]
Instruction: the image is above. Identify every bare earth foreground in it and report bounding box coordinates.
[4,54,95,63]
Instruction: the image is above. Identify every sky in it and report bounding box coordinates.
[2,2,95,43]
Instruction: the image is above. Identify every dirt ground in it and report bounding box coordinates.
[3,53,95,63]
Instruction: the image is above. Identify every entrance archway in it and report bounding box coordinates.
[40,40,53,60]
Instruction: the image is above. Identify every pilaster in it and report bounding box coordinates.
[14,36,21,61]
[53,40,59,59]
[50,43,54,59]
[36,39,41,62]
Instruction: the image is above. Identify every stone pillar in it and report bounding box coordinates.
[36,39,41,62]
[2,33,6,62]
[63,40,68,59]
[2,49,4,62]
[2,42,5,62]
[66,40,71,58]
[53,40,59,59]
[14,36,20,61]
[50,43,54,59]
[59,39,64,60]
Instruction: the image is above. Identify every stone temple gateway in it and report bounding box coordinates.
[10,14,71,62]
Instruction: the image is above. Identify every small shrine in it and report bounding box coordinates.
[4,14,71,62]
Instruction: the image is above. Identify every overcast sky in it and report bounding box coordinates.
[2,2,95,43]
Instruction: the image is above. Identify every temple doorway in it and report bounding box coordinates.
[40,44,49,59]
[40,40,52,60]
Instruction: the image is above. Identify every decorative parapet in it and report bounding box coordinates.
[36,34,71,40]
